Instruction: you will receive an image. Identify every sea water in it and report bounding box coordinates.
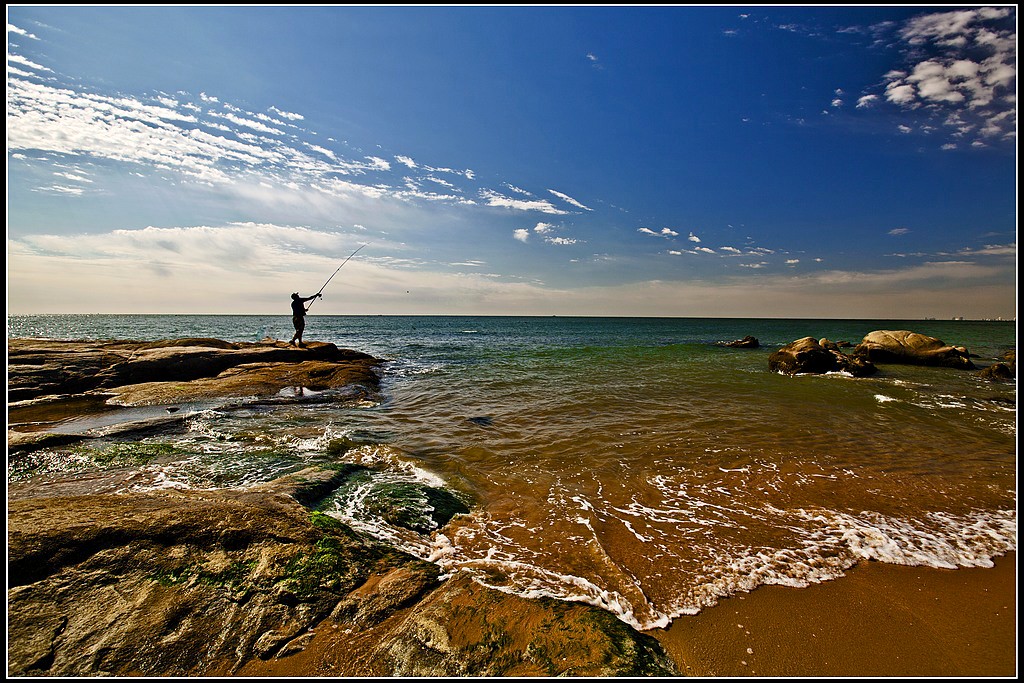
[7,315,1017,630]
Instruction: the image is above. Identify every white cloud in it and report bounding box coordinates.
[8,53,52,73]
[52,169,92,182]
[545,236,579,246]
[694,246,716,254]
[831,97,843,108]
[480,189,569,215]
[44,185,86,196]
[638,227,679,239]
[269,106,304,121]
[888,227,911,236]
[548,189,592,211]
[212,111,287,135]
[504,183,533,196]
[874,7,1016,145]
[720,246,742,254]
[959,242,1016,257]
[856,94,878,108]
[395,155,417,169]
[513,229,531,242]
[8,23,39,40]
[364,156,391,171]
[534,222,554,234]
[688,232,701,243]
[785,259,800,265]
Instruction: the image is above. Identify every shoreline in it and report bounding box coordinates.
[651,552,1017,677]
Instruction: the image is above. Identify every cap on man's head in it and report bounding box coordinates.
[291,292,300,299]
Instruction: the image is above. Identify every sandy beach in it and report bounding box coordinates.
[652,552,1017,677]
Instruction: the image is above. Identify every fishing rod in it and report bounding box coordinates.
[306,243,368,310]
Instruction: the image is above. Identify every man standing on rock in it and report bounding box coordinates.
[289,292,321,347]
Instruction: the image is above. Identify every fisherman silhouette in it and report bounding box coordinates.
[289,292,321,347]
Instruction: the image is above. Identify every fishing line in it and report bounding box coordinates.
[306,243,369,310]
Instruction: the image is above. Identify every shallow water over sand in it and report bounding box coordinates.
[8,315,1016,630]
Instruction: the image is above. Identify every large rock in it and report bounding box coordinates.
[769,337,877,377]
[852,330,975,369]
[7,467,678,677]
[7,467,432,676]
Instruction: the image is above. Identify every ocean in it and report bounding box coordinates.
[6,314,1017,632]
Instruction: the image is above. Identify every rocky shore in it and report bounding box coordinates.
[6,338,678,677]
[8,330,1012,676]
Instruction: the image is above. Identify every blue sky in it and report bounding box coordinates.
[7,5,1017,318]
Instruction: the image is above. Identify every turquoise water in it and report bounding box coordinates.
[7,315,1017,630]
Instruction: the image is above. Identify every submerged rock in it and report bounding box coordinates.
[718,335,760,349]
[360,481,471,534]
[769,337,877,377]
[852,330,975,369]
[978,363,1015,382]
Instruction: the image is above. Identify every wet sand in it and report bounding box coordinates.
[651,552,1016,677]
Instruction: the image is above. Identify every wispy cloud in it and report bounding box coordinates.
[638,227,679,238]
[856,94,878,108]
[8,53,52,72]
[7,23,39,40]
[548,189,592,211]
[513,221,577,245]
[481,189,569,214]
[545,236,580,246]
[269,105,304,121]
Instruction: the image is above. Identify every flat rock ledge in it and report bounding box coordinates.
[7,338,384,453]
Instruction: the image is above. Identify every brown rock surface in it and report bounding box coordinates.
[768,337,877,377]
[7,338,384,453]
[7,466,677,677]
[852,330,975,369]
[8,337,381,404]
